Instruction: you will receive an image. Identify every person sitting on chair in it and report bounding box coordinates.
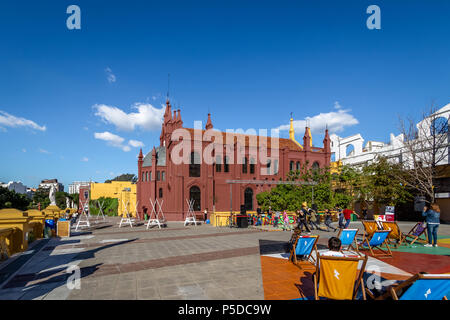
[321,237,345,257]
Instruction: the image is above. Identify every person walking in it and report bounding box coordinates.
[308,208,320,230]
[324,208,337,232]
[296,204,311,233]
[336,207,345,229]
[343,207,360,229]
[423,203,441,247]
[273,210,280,227]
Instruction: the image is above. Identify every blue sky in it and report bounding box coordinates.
[1,0,449,190]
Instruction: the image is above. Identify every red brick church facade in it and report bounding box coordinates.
[136,100,331,221]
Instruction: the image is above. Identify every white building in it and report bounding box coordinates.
[68,181,91,194]
[0,181,28,195]
[39,179,64,192]
[330,103,450,168]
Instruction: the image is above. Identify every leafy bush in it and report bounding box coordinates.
[89,197,118,216]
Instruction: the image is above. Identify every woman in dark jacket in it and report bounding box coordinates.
[422,203,441,247]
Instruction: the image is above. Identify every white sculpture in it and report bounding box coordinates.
[49,185,57,206]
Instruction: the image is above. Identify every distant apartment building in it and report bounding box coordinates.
[39,179,64,192]
[68,181,91,194]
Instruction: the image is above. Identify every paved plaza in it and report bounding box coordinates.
[0,218,449,300]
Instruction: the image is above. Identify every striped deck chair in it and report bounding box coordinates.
[313,254,368,300]
[337,228,359,254]
[387,274,450,300]
[358,230,393,258]
[289,235,319,268]
[381,221,405,248]
[404,222,428,245]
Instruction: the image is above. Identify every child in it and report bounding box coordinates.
[321,237,345,257]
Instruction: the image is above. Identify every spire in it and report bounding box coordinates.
[288,114,303,149]
[205,113,213,130]
[323,125,330,152]
[303,126,312,151]
[138,148,143,160]
[177,109,182,124]
[164,99,172,121]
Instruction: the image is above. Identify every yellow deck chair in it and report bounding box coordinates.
[381,221,405,248]
[313,254,368,300]
[362,220,382,238]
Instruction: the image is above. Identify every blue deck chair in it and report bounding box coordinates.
[337,228,359,254]
[289,235,319,267]
[388,274,450,300]
[358,230,392,258]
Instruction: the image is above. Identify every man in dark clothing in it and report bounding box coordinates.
[296,208,311,233]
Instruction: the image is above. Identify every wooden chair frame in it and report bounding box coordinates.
[313,254,369,300]
[386,273,450,300]
[381,221,405,248]
[358,230,393,258]
[337,228,360,254]
[403,222,428,245]
[289,235,319,268]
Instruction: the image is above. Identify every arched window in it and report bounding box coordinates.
[273,159,279,175]
[159,188,163,198]
[296,161,301,171]
[290,161,294,171]
[250,158,255,174]
[244,188,253,211]
[189,152,201,177]
[242,157,248,174]
[224,156,229,172]
[216,155,222,172]
[267,159,271,175]
[189,186,201,211]
[312,161,320,171]
[346,144,355,157]
[142,172,145,182]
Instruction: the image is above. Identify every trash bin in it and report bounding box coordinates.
[44,219,56,238]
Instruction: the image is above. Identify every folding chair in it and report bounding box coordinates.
[337,228,359,254]
[403,222,428,245]
[361,220,382,238]
[386,273,450,300]
[358,230,392,258]
[289,235,319,268]
[381,221,405,248]
[313,254,368,300]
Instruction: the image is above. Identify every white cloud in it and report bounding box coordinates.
[93,103,164,131]
[276,102,359,134]
[94,131,131,152]
[105,67,116,83]
[0,111,46,132]
[128,139,144,148]
[39,148,50,154]
[81,157,89,162]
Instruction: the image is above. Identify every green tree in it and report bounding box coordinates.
[0,187,31,211]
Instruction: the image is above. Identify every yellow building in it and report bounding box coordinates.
[90,181,137,217]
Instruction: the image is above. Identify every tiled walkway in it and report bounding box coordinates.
[0,218,448,300]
